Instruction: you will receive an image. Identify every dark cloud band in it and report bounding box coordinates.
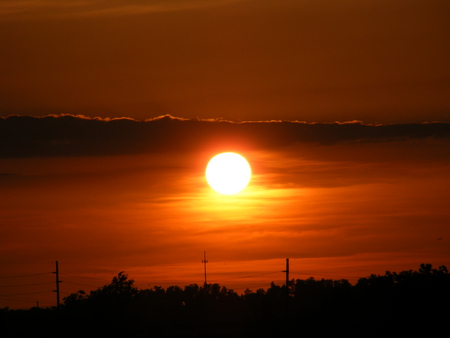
[1,114,449,158]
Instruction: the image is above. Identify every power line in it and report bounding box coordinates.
[0,282,54,287]
[0,296,53,305]
[1,291,53,296]
[60,291,75,296]
[0,272,52,279]
[290,271,363,279]
[220,271,280,281]
[59,273,109,282]
[143,271,284,286]
[63,281,99,288]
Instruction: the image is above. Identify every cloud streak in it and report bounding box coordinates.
[0,0,243,20]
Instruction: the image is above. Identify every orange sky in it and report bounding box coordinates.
[1,116,450,309]
[1,1,450,309]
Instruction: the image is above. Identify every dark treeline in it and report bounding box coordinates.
[2,264,449,337]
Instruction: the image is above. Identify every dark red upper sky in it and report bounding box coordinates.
[1,0,449,122]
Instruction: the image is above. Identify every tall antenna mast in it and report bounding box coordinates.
[202,251,208,285]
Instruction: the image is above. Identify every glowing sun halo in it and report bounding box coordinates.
[205,152,252,194]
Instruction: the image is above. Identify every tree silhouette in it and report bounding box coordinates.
[2,264,448,337]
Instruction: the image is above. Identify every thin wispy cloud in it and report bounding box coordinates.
[0,0,244,19]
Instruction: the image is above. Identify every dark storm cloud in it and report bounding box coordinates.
[1,114,450,158]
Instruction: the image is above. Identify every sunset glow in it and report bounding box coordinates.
[1,0,450,313]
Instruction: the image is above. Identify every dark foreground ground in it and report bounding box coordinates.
[2,264,449,337]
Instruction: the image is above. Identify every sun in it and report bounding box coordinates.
[205,152,252,194]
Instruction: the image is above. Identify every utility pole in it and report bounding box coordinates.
[202,251,208,285]
[285,258,289,289]
[282,258,289,305]
[53,261,61,311]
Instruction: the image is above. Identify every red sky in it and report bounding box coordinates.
[1,1,450,309]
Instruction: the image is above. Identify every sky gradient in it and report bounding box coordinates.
[1,0,449,309]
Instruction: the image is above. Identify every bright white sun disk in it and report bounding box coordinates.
[205,152,251,194]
